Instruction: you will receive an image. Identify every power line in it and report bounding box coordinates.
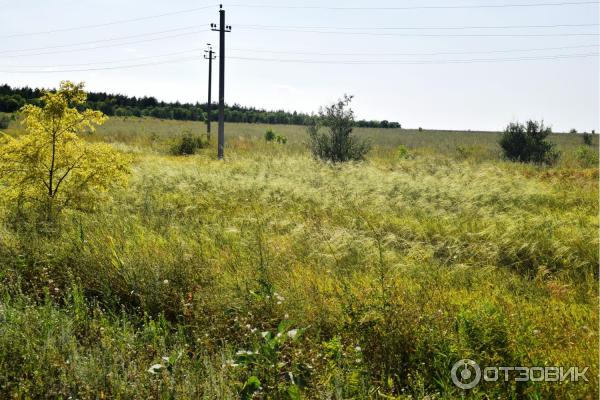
[1,4,218,39]
[237,22,600,30]
[0,25,204,55]
[229,1,600,10]
[1,30,211,58]
[3,44,597,70]
[228,44,599,56]
[226,52,599,64]
[0,48,207,68]
[3,20,594,55]
[1,1,595,41]
[235,26,599,37]
[0,56,206,73]
[1,51,596,73]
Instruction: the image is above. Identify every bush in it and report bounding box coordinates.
[307,95,371,162]
[275,135,287,144]
[171,133,208,155]
[0,115,9,129]
[418,127,423,132]
[582,132,593,146]
[569,129,578,134]
[575,146,598,168]
[396,145,411,159]
[264,129,276,142]
[499,120,559,165]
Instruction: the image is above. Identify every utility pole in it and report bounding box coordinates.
[204,43,215,141]
[211,5,231,160]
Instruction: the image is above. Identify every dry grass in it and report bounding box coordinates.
[0,117,598,398]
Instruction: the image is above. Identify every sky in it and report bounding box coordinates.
[0,0,598,132]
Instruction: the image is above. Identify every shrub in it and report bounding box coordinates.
[575,146,598,168]
[275,135,287,144]
[499,120,559,165]
[0,114,9,129]
[569,129,578,134]
[170,132,208,155]
[582,132,593,146]
[307,95,371,162]
[418,127,423,132]
[264,129,276,142]
[396,145,410,159]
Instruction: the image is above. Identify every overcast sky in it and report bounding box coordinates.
[0,0,598,131]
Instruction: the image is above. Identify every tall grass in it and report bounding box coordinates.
[0,117,598,398]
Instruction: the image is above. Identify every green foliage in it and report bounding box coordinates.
[0,114,9,129]
[1,84,403,128]
[170,132,208,155]
[264,128,276,142]
[307,95,371,162]
[575,145,599,168]
[499,120,560,164]
[569,129,578,134]
[265,129,288,145]
[275,135,288,144]
[0,81,131,223]
[396,144,411,159]
[582,131,593,146]
[231,320,307,398]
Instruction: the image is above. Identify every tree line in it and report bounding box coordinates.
[0,84,401,128]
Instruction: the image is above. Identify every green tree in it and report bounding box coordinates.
[0,81,131,222]
[499,120,559,164]
[307,95,371,162]
[264,129,276,142]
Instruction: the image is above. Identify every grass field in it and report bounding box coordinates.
[0,116,598,398]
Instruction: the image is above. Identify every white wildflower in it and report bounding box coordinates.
[287,329,298,339]
[225,359,239,367]
[147,364,163,374]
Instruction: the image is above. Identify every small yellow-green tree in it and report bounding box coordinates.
[0,81,130,222]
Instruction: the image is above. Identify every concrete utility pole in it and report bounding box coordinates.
[211,5,231,160]
[204,43,216,141]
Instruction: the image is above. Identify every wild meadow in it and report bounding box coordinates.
[0,114,598,398]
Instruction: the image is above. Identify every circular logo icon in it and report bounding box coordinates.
[451,359,481,389]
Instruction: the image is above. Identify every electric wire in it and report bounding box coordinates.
[1,4,218,39]
[228,43,599,56]
[1,51,597,73]
[234,26,599,37]
[226,52,598,64]
[0,30,211,58]
[236,22,600,30]
[0,25,206,55]
[228,1,600,10]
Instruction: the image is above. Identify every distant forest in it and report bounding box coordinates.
[0,84,401,129]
